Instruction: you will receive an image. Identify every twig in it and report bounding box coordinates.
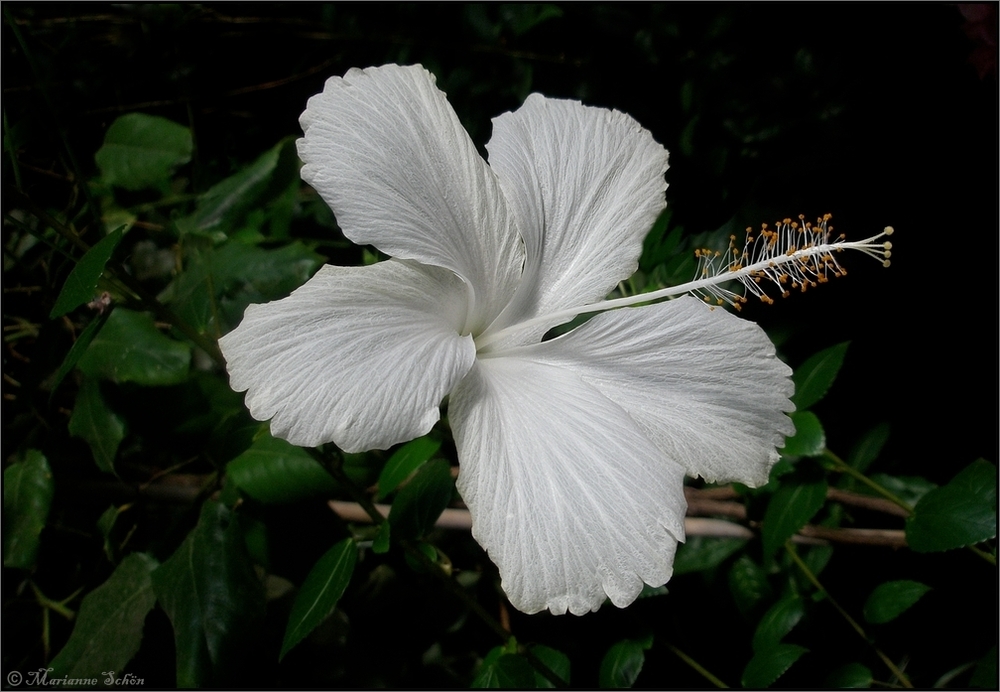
[329,501,907,547]
[826,487,911,518]
[823,449,914,514]
[684,486,911,519]
[785,541,913,688]
[797,525,906,548]
[664,641,729,688]
[329,500,473,529]
[685,500,747,519]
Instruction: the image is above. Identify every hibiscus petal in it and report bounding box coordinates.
[449,357,686,615]
[298,64,522,333]
[522,296,795,487]
[219,260,475,452]
[483,94,669,343]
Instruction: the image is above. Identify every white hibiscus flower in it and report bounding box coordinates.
[219,64,891,615]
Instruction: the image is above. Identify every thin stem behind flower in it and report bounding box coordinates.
[784,541,913,688]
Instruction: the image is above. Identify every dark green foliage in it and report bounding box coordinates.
[825,663,873,688]
[863,580,931,624]
[473,647,537,689]
[742,644,808,689]
[791,342,848,411]
[226,432,338,504]
[151,501,265,687]
[280,538,356,660]
[387,459,455,542]
[3,450,53,570]
[728,555,772,616]
[49,226,124,318]
[752,595,806,652]
[159,240,323,334]
[673,536,746,575]
[377,435,442,500]
[906,460,997,552]
[95,114,193,192]
[781,411,826,458]
[49,553,159,679]
[761,478,828,560]
[599,636,651,688]
[529,645,571,688]
[68,377,125,475]
[77,308,191,385]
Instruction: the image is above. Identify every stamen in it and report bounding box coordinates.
[475,215,894,352]
[689,215,893,309]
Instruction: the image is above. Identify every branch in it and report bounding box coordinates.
[328,501,906,548]
[684,486,911,519]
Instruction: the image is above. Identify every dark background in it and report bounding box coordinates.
[4,4,997,687]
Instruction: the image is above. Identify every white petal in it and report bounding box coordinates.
[521,296,795,487]
[483,94,669,342]
[298,65,523,333]
[450,356,686,616]
[219,260,475,452]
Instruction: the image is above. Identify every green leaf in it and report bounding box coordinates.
[177,139,298,239]
[802,544,834,579]
[531,645,570,688]
[377,436,442,500]
[371,522,391,554]
[753,595,806,651]
[970,645,997,688]
[728,554,772,615]
[906,459,997,552]
[472,645,504,687]
[387,459,454,541]
[504,4,563,36]
[50,226,125,318]
[95,113,192,191]
[825,663,873,688]
[599,639,648,688]
[673,536,747,575]
[780,411,826,458]
[472,652,536,688]
[49,553,158,679]
[151,501,265,687]
[791,342,849,410]
[49,309,112,397]
[280,538,357,660]
[226,433,337,504]
[77,308,191,385]
[159,240,322,334]
[867,474,937,507]
[68,377,125,475]
[3,450,54,569]
[863,580,931,624]
[848,422,890,474]
[741,644,808,688]
[639,208,678,271]
[761,478,828,560]
[97,504,130,562]
[403,541,440,574]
